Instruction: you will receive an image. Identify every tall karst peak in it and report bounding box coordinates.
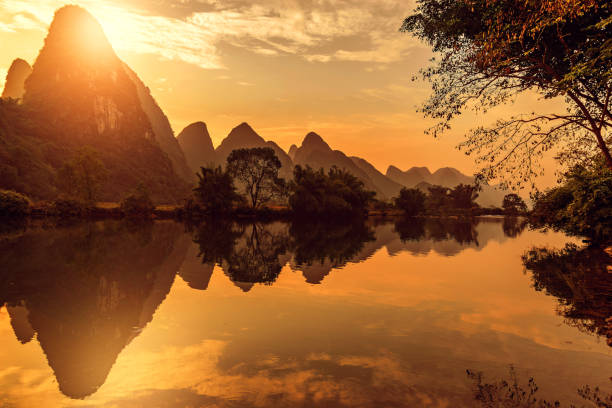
[24,5,146,136]
[288,144,298,160]
[2,58,32,99]
[301,132,331,152]
[16,5,189,201]
[178,121,217,174]
[215,123,294,178]
[227,122,263,144]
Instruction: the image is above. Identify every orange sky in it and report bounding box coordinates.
[0,0,563,182]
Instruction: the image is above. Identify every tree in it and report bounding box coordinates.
[289,165,375,216]
[226,148,283,209]
[502,193,528,214]
[192,166,241,214]
[57,149,108,203]
[425,185,450,210]
[531,161,611,242]
[449,184,480,209]
[394,188,426,216]
[402,1,612,188]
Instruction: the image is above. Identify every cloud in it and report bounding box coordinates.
[0,0,423,70]
[0,67,7,91]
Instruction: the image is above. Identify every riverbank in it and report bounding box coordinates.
[12,201,517,221]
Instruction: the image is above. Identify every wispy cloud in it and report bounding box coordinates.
[0,0,421,70]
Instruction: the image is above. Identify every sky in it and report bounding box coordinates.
[0,0,561,180]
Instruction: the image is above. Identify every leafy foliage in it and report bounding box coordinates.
[191,166,242,215]
[402,0,612,187]
[531,162,611,241]
[120,184,155,218]
[227,147,284,209]
[502,194,528,214]
[449,183,480,209]
[289,165,375,217]
[0,190,31,217]
[58,149,108,203]
[425,185,451,210]
[394,187,427,215]
[0,98,190,203]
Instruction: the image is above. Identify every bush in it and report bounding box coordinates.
[0,190,31,216]
[191,166,242,215]
[51,199,87,217]
[394,188,426,216]
[120,184,155,218]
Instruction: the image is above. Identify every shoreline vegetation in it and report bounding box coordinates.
[0,145,608,248]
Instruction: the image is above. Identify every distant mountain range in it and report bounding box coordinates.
[176,120,506,206]
[0,4,507,206]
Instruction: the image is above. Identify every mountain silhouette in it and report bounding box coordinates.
[215,122,293,178]
[288,144,298,160]
[1,58,31,99]
[293,132,386,197]
[350,157,403,198]
[6,5,189,201]
[177,122,217,175]
[123,64,193,181]
[386,165,505,207]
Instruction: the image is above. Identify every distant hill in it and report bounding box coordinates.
[215,122,294,179]
[1,59,31,99]
[386,165,506,207]
[350,157,403,198]
[0,5,189,202]
[292,132,385,197]
[177,122,216,175]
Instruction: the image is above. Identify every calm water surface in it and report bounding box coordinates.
[0,217,610,407]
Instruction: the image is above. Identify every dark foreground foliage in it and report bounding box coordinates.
[531,163,612,243]
[467,367,612,407]
[0,190,31,217]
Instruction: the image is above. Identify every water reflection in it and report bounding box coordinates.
[0,216,609,406]
[523,244,612,347]
[0,221,190,398]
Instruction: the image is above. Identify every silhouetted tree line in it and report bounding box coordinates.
[186,147,375,218]
[394,184,483,216]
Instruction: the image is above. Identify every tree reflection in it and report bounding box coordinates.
[503,216,528,238]
[523,244,612,347]
[290,220,375,268]
[0,221,188,399]
[224,223,290,288]
[190,219,375,287]
[393,217,479,245]
[467,367,612,407]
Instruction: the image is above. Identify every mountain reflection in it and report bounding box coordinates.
[523,244,612,347]
[0,216,533,401]
[0,221,190,399]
